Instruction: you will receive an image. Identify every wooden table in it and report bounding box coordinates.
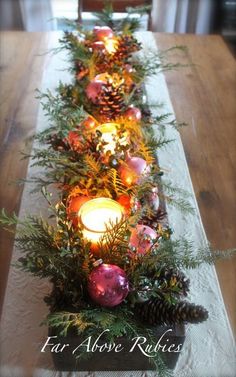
[0,31,235,335]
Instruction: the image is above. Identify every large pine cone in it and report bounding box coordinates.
[135,297,208,326]
[98,81,126,120]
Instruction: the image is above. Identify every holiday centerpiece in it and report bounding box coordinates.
[1,4,235,376]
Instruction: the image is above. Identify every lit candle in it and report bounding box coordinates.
[97,123,128,154]
[104,38,118,54]
[78,198,124,246]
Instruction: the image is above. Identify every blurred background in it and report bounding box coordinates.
[0,0,235,51]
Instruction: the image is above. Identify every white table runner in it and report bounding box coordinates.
[0,32,235,377]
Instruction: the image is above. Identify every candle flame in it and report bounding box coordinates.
[104,38,118,54]
[79,198,124,245]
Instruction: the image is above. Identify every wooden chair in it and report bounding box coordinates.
[78,0,152,30]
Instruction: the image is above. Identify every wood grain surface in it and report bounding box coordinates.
[0,32,235,336]
[154,33,236,335]
[0,32,49,314]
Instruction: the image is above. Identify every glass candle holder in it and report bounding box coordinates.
[97,122,128,154]
[78,198,124,246]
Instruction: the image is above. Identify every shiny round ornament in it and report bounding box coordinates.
[93,26,114,41]
[85,81,104,103]
[67,130,81,151]
[67,196,90,226]
[82,115,98,130]
[117,194,132,214]
[119,155,150,186]
[129,224,158,255]
[124,106,142,121]
[117,195,141,215]
[88,264,129,307]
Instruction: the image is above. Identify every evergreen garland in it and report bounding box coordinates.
[0,5,235,376]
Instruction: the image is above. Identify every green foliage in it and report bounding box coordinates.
[1,206,234,308]
[152,113,188,137]
[93,1,151,33]
[35,88,86,142]
[133,46,190,82]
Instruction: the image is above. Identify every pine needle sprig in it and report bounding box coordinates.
[35,89,86,142]
[106,168,129,196]
[84,154,102,175]
[143,237,236,271]
[98,216,130,265]
[152,113,188,137]
[132,46,190,81]
[93,2,150,33]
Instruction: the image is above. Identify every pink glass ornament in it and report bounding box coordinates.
[129,224,158,255]
[119,155,150,186]
[85,81,104,103]
[124,106,142,121]
[93,26,114,41]
[88,264,129,307]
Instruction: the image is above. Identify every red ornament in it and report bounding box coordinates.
[124,106,142,121]
[119,155,150,186]
[117,194,132,214]
[129,224,158,255]
[67,196,90,226]
[81,116,98,130]
[117,195,141,215]
[93,26,114,41]
[67,131,81,151]
[88,263,129,307]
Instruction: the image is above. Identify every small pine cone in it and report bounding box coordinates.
[111,35,141,63]
[141,105,152,119]
[47,134,70,152]
[135,298,208,326]
[140,209,167,228]
[98,82,126,120]
[158,267,190,297]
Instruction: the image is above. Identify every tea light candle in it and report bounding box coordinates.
[78,198,124,246]
[97,123,128,154]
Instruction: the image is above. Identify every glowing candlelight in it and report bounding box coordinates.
[79,198,124,245]
[97,123,128,154]
[104,38,118,54]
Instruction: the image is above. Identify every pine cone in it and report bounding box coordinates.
[98,81,126,120]
[111,35,141,63]
[47,134,70,152]
[157,267,190,297]
[140,208,167,228]
[135,298,208,326]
